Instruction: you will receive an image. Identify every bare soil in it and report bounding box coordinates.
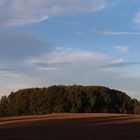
[0,113,140,140]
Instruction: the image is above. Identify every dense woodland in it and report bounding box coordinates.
[0,85,140,116]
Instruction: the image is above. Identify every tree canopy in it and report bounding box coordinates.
[0,85,140,116]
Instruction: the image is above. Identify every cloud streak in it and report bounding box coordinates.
[0,0,110,26]
[5,16,49,26]
[114,46,129,53]
[27,49,110,67]
[102,62,140,69]
[90,30,140,36]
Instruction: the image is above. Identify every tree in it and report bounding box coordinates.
[0,85,139,116]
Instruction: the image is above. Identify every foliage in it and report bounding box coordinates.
[0,85,139,116]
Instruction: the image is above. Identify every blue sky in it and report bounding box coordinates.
[0,0,140,99]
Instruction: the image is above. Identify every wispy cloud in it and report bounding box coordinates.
[0,31,111,95]
[102,62,140,69]
[90,30,140,36]
[114,46,129,53]
[27,49,110,66]
[0,31,140,98]
[5,16,49,26]
[36,67,61,71]
[0,0,110,26]
[112,58,124,64]
[133,11,140,27]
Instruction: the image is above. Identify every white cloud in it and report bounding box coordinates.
[112,58,124,64]
[0,45,140,99]
[134,11,140,27]
[0,0,109,26]
[114,46,129,53]
[0,70,21,78]
[36,67,60,71]
[0,31,139,98]
[90,30,140,35]
[5,16,49,26]
[27,49,110,65]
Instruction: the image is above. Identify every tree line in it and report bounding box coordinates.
[0,85,140,116]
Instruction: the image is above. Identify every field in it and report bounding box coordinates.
[0,113,140,140]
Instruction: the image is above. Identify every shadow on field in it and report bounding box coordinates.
[0,115,140,140]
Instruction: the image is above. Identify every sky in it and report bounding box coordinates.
[0,0,140,99]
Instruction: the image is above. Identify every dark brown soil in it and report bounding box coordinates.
[0,113,140,140]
